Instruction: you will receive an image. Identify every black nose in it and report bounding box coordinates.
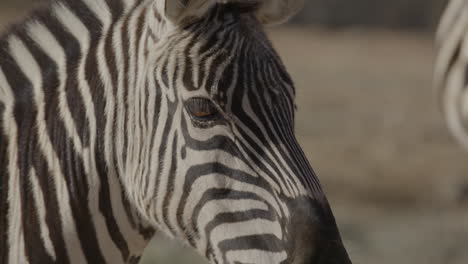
[313,239,352,264]
[287,196,352,264]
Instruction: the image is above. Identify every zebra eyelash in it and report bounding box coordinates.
[185,97,223,124]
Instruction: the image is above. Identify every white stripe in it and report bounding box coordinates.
[0,66,13,108]
[241,91,300,196]
[140,66,157,203]
[109,14,150,252]
[197,199,269,230]
[252,54,304,196]
[29,168,57,260]
[0,59,29,264]
[9,34,86,263]
[182,174,282,228]
[54,4,126,262]
[113,17,128,185]
[136,9,157,225]
[122,0,138,12]
[27,22,84,155]
[54,2,142,261]
[125,5,142,187]
[437,0,466,41]
[195,199,269,252]
[154,123,179,234]
[119,6,154,251]
[444,54,468,149]
[210,219,283,244]
[82,0,112,26]
[233,117,290,194]
[214,219,285,264]
[226,249,287,264]
[144,77,169,223]
[142,48,178,218]
[435,2,468,89]
[53,0,98,186]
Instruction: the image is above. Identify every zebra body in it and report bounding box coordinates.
[435,0,468,149]
[0,0,351,263]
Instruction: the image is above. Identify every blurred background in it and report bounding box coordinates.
[2,0,468,263]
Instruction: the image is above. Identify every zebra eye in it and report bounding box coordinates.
[185,97,221,121]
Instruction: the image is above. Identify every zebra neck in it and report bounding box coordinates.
[0,0,161,263]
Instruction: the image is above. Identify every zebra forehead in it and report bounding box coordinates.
[191,22,291,93]
[213,39,294,104]
[158,3,295,105]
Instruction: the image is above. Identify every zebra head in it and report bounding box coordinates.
[122,1,352,263]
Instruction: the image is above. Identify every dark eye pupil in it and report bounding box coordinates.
[186,98,220,121]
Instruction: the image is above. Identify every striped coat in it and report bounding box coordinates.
[0,0,352,263]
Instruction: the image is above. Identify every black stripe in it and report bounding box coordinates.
[203,209,274,257]
[14,32,55,262]
[218,234,284,262]
[105,0,124,22]
[14,33,72,260]
[182,19,215,91]
[18,26,107,263]
[102,7,146,256]
[22,149,55,263]
[193,190,273,237]
[68,1,132,260]
[38,9,91,149]
[0,0,150,262]
[151,94,177,226]
[144,75,163,199]
[0,31,62,263]
[248,61,313,191]
[244,54,297,192]
[31,141,70,263]
[118,6,156,242]
[0,99,10,264]
[204,30,237,94]
[181,163,274,235]
[162,133,179,234]
[121,7,133,165]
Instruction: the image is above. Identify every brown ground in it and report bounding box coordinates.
[2,9,468,263]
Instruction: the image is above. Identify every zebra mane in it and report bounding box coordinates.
[221,1,262,14]
[165,0,304,25]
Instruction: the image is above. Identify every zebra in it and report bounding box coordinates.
[435,0,468,204]
[0,0,352,263]
[435,0,468,150]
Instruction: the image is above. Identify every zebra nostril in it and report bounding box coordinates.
[286,198,322,263]
[286,197,352,264]
[314,240,352,264]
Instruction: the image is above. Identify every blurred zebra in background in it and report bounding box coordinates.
[435,0,468,150]
[0,0,352,263]
[435,0,468,204]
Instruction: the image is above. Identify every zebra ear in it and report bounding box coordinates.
[163,0,216,25]
[255,0,304,25]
